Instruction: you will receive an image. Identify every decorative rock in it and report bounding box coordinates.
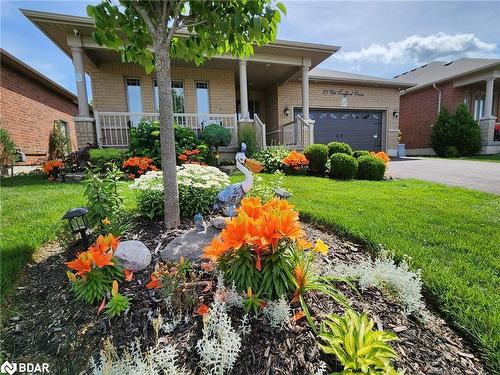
[160,225,221,262]
[274,188,292,199]
[114,240,151,271]
[210,216,227,229]
[218,165,237,174]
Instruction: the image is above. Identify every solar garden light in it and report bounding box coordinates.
[62,207,90,249]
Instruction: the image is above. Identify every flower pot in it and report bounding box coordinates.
[397,144,406,157]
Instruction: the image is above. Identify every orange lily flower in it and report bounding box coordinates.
[65,251,93,276]
[278,210,303,241]
[239,197,263,219]
[89,247,114,268]
[196,303,210,316]
[297,238,312,250]
[292,310,305,322]
[203,237,230,261]
[124,269,133,282]
[145,273,162,289]
[292,265,307,303]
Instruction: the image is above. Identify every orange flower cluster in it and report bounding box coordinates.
[282,150,309,171]
[42,160,63,180]
[178,148,205,165]
[122,156,157,179]
[370,151,390,166]
[66,234,119,278]
[204,197,310,270]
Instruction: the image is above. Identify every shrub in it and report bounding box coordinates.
[332,252,424,314]
[248,171,285,203]
[329,153,358,180]
[304,144,328,175]
[122,156,157,179]
[89,148,126,171]
[0,128,17,168]
[129,119,161,166]
[327,141,352,156]
[357,155,386,180]
[48,121,69,160]
[444,146,459,158]
[201,124,231,153]
[352,150,370,159]
[238,123,259,157]
[319,309,398,374]
[253,146,289,173]
[432,104,481,157]
[131,165,229,219]
[263,296,291,329]
[63,145,91,172]
[282,150,309,175]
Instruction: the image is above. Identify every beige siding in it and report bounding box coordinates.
[277,82,401,150]
[88,63,236,114]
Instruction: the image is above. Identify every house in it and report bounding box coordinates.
[0,48,79,164]
[23,9,414,156]
[393,58,500,155]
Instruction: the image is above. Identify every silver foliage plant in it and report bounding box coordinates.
[263,296,291,329]
[196,298,242,375]
[90,338,186,375]
[333,252,424,314]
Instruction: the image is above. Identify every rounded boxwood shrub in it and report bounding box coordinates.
[329,153,358,180]
[352,150,371,159]
[357,155,386,180]
[444,146,459,158]
[304,143,328,175]
[201,124,231,151]
[327,141,353,156]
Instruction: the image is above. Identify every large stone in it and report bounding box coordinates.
[160,225,221,263]
[114,240,151,271]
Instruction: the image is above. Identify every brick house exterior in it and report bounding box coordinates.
[394,59,500,155]
[0,49,79,164]
[23,10,413,156]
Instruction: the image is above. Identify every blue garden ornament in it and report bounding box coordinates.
[213,143,264,217]
[194,212,206,232]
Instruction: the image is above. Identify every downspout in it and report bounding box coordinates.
[433,83,442,114]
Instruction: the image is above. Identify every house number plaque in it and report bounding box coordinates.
[322,89,364,97]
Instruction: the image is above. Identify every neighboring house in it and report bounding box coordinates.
[0,48,79,164]
[23,9,413,156]
[393,58,500,155]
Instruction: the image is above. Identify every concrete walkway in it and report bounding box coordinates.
[387,157,500,194]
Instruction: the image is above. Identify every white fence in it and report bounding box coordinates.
[253,114,267,150]
[276,115,314,148]
[95,111,238,147]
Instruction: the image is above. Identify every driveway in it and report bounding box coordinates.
[387,157,500,194]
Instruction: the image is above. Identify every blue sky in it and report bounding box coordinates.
[1,0,499,96]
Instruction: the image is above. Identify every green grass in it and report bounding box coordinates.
[0,174,135,302]
[233,174,500,370]
[461,154,500,163]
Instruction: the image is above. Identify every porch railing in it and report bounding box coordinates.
[94,111,238,148]
[279,115,314,148]
[253,114,267,150]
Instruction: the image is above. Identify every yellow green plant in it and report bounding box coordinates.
[319,308,399,374]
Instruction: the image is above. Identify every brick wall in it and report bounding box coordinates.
[399,81,467,150]
[89,62,236,114]
[0,64,79,164]
[277,82,401,150]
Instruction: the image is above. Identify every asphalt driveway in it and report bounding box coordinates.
[387,157,500,194]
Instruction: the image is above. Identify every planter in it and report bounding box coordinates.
[397,144,406,157]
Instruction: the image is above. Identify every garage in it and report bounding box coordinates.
[295,108,383,151]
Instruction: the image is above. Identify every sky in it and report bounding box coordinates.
[1,0,499,96]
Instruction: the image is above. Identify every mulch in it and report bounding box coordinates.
[0,219,487,374]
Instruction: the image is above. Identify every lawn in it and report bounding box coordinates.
[462,154,500,163]
[0,174,135,302]
[277,176,500,370]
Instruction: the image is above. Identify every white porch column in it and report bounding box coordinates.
[70,46,90,118]
[238,60,249,120]
[483,77,495,118]
[301,65,310,120]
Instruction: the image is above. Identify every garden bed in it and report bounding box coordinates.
[1,218,485,375]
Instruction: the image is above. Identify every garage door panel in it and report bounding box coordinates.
[299,108,383,151]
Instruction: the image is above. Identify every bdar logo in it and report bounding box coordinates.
[0,361,17,375]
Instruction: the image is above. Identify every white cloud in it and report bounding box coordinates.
[334,32,497,64]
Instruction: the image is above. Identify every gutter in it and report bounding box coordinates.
[433,83,442,114]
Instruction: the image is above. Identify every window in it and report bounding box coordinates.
[153,79,185,113]
[473,95,485,120]
[126,78,143,125]
[196,82,210,127]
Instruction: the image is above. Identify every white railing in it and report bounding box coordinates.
[253,114,267,150]
[278,116,314,148]
[94,111,238,147]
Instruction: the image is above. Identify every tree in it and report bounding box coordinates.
[452,104,481,156]
[431,106,453,157]
[88,1,285,228]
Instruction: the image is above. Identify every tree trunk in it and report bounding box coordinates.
[154,42,181,228]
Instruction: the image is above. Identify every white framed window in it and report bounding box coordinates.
[473,94,485,120]
[153,79,185,113]
[126,77,143,125]
[196,81,210,127]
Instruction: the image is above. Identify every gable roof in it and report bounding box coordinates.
[0,48,78,103]
[310,68,414,89]
[393,58,500,92]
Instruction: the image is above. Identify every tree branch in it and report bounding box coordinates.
[130,2,156,36]
[167,0,184,43]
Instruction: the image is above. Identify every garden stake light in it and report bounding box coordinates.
[62,207,90,249]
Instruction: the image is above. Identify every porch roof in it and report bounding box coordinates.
[21,8,338,70]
